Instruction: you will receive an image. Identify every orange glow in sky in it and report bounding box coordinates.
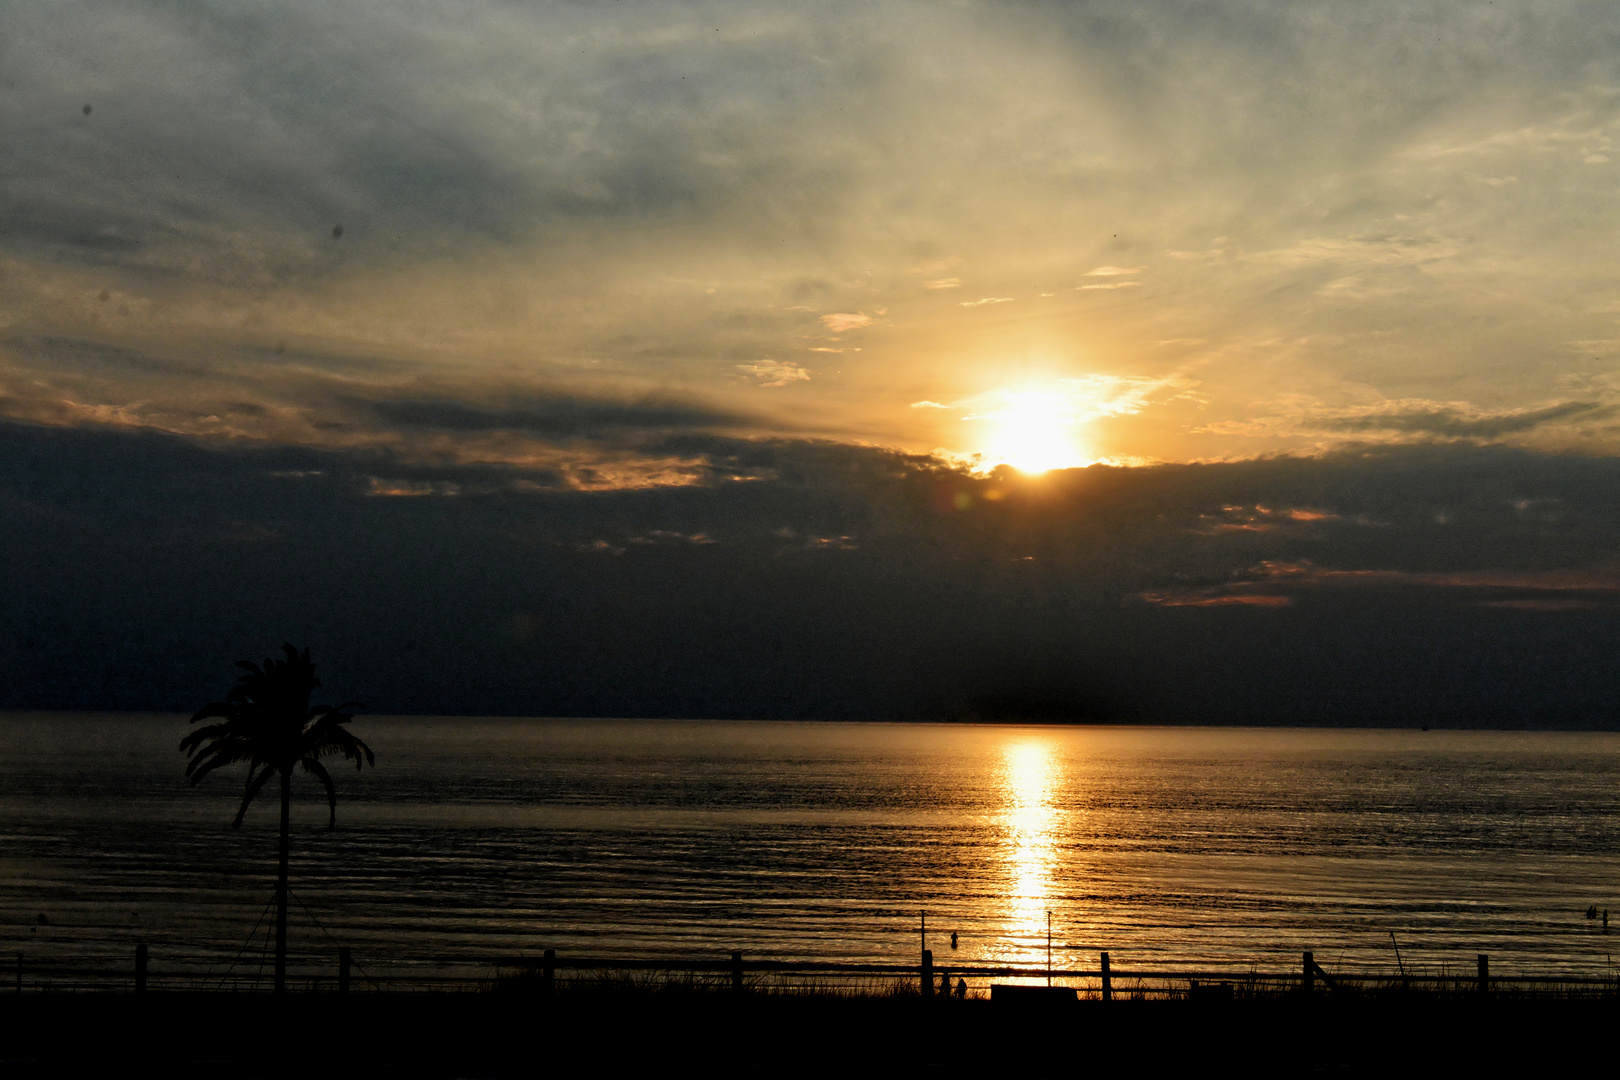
[974,388,1090,474]
[4,3,1614,487]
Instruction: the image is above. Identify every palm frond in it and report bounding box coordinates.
[303,714,375,769]
[300,758,339,828]
[185,742,258,783]
[186,701,236,725]
[179,721,237,757]
[184,645,372,830]
[231,766,276,829]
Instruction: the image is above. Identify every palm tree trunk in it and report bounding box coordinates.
[275,768,290,994]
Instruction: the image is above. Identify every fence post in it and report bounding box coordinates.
[135,943,148,993]
[731,951,743,994]
[1100,951,1112,1002]
[1302,951,1314,995]
[921,949,933,999]
[338,946,351,994]
[543,948,555,996]
[1477,954,1488,995]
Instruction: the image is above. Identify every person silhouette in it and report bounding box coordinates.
[950,931,958,950]
[956,977,967,999]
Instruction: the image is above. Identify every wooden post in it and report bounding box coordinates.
[921,949,933,999]
[1302,951,1314,995]
[135,943,148,993]
[543,948,555,996]
[1477,954,1488,995]
[338,946,351,994]
[1100,951,1112,1002]
[731,951,743,994]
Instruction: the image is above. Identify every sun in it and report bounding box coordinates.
[979,389,1088,474]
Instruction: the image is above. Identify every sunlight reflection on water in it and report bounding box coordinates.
[1000,739,1058,968]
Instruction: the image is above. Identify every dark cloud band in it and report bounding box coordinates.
[5,418,1620,725]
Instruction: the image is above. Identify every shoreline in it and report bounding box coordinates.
[9,709,1620,732]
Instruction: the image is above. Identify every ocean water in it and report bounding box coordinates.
[2,715,1618,983]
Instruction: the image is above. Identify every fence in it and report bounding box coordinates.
[9,946,1620,999]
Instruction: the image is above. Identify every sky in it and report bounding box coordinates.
[4,1,1620,723]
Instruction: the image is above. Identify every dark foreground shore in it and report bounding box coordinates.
[1,992,1610,1078]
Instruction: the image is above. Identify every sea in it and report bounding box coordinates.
[2,715,1618,985]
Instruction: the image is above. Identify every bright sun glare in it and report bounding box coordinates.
[980,389,1088,474]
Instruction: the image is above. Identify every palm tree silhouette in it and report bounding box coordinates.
[181,644,373,994]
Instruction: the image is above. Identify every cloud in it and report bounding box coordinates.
[820,313,877,332]
[634,529,718,546]
[1077,281,1141,290]
[1145,557,1620,608]
[370,394,747,436]
[958,374,1192,440]
[1478,598,1597,611]
[1058,373,1193,420]
[1198,396,1617,450]
[1139,592,1292,608]
[366,477,459,497]
[1082,266,1144,276]
[1191,504,1343,535]
[736,360,811,388]
[1257,561,1620,593]
[910,400,953,409]
[1329,401,1609,439]
[922,278,962,290]
[0,329,786,488]
[1258,233,1464,268]
[959,297,1013,307]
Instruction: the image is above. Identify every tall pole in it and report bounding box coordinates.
[919,910,928,998]
[276,769,290,995]
[1046,910,1052,987]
